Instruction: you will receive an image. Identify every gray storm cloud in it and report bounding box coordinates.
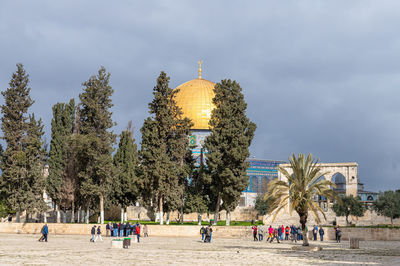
[1,0,399,191]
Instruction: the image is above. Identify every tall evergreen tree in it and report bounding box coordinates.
[78,66,116,224]
[47,99,75,222]
[204,79,256,225]
[24,114,48,216]
[113,121,140,222]
[1,64,36,222]
[140,72,192,224]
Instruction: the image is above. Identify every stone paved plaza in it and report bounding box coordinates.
[0,234,399,265]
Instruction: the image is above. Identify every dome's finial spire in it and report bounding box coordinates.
[197,60,203,79]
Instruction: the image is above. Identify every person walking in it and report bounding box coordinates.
[270,228,280,243]
[252,225,258,241]
[258,225,264,241]
[267,226,273,242]
[135,223,141,243]
[277,226,283,241]
[95,226,103,242]
[280,225,284,241]
[312,225,318,241]
[39,224,48,242]
[204,225,213,243]
[336,226,342,243]
[319,226,325,241]
[90,225,96,242]
[200,226,205,241]
[38,225,45,242]
[143,224,148,237]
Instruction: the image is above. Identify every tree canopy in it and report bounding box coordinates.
[373,190,400,226]
[332,195,365,225]
[204,79,256,225]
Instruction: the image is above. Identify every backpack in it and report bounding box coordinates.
[200,228,204,234]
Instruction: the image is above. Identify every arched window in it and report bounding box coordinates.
[367,195,373,201]
[332,173,346,191]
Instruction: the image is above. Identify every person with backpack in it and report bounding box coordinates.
[335,226,342,243]
[251,225,258,241]
[200,226,205,241]
[270,227,280,243]
[90,225,96,242]
[319,226,325,241]
[204,225,213,243]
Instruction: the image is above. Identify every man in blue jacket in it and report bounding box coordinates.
[42,224,48,242]
[319,227,325,241]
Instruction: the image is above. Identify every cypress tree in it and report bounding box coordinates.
[1,64,34,222]
[204,79,256,225]
[78,66,116,224]
[140,72,192,224]
[47,99,75,222]
[24,114,48,217]
[113,121,140,222]
[0,64,47,222]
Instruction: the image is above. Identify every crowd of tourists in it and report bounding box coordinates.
[90,222,149,243]
[251,224,327,243]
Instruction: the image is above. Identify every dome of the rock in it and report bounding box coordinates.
[174,78,215,130]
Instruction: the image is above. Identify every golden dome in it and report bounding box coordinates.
[174,78,215,130]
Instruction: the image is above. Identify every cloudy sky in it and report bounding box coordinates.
[1,1,400,191]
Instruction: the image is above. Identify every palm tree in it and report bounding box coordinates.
[265,153,339,246]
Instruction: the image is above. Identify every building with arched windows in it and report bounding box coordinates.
[174,63,377,210]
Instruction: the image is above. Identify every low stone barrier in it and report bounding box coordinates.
[0,223,399,241]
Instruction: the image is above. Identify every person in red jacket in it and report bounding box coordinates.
[135,223,141,243]
[252,225,258,241]
[285,226,290,240]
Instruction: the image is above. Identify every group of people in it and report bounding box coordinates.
[105,222,148,238]
[199,225,213,243]
[90,222,149,243]
[251,224,326,243]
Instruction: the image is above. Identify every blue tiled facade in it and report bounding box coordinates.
[245,159,285,194]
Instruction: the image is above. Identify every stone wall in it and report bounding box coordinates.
[1,223,400,241]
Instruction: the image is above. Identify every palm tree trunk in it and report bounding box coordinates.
[121,207,124,223]
[16,211,20,223]
[300,214,309,246]
[213,193,221,225]
[198,213,202,225]
[166,212,170,225]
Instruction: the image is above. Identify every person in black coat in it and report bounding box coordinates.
[90,226,96,242]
